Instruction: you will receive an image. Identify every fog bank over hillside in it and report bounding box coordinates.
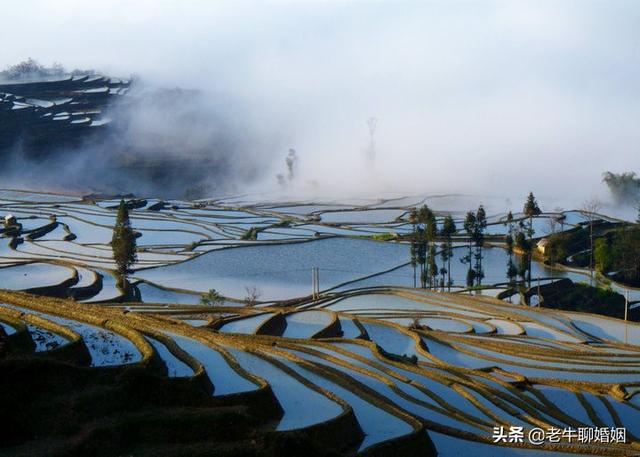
[1,1,639,205]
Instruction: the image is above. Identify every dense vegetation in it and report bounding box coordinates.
[540,282,635,320]
[595,227,640,286]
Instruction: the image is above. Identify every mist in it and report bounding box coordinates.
[1,0,639,207]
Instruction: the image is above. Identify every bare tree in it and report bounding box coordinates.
[582,198,601,285]
[244,286,261,307]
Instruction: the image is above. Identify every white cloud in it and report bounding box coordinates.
[1,0,639,202]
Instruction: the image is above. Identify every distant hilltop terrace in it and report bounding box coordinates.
[0,74,130,155]
[0,59,258,199]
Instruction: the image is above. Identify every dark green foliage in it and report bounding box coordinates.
[611,227,640,285]
[522,192,541,283]
[200,289,224,306]
[465,268,476,287]
[473,206,486,286]
[594,236,614,273]
[410,205,438,289]
[440,215,456,289]
[111,200,137,276]
[543,283,626,319]
[545,233,569,265]
[241,227,259,240]
[461,211,476,287]
[523,192,541,219]
[460,207,486,288]
[370,232,396,241]
[427,244,438,287]
[546,228,589,266]
[505,233,513,255]
[515,230,531,282]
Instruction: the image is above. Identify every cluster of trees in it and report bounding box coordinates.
[0,58,94,81]
[544,229,586,266]
[200,286,260,306]
[461,206,487,287]
[409,192,544,291]
[602,171,640,205]
[408,203,489,290]
[408,205,456,290]
[544,200,640,287]
[594,223,640,286]
[542,282,627,319]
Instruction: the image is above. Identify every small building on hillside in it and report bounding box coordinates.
[536,238,549,254]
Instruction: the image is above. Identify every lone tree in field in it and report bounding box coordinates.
[472,205,487,287]
[111,199,137,277]
[504,211,518,287]
[523,192,541,284]
[582,198,601,285]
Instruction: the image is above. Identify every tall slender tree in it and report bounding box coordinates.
[439,243,447,291]
[504,211,518,288]
[473,206,487,286]
[409,209,418,287]
[582,198,601,285]
[462,211,476,288]
[427,244,438,289]
[111,199,137,279]
[416,226,427,288]
[523,192,541,285]
[425,210,437,289]
[416,205,437,288]
[441,215,457,290]
[515,228,531,294]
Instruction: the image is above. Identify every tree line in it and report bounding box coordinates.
[409,192,542,291]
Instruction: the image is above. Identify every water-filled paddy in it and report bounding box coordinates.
[229,349,343,431]
[0,262,75,290]
[282,310,333,338]
[170,334,257,394]
[135,237,409,300]
[218,313,276,334]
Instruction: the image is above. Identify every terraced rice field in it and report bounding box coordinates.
[1,190,639,455]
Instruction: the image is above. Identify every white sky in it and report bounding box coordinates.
[1,0,639,203]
